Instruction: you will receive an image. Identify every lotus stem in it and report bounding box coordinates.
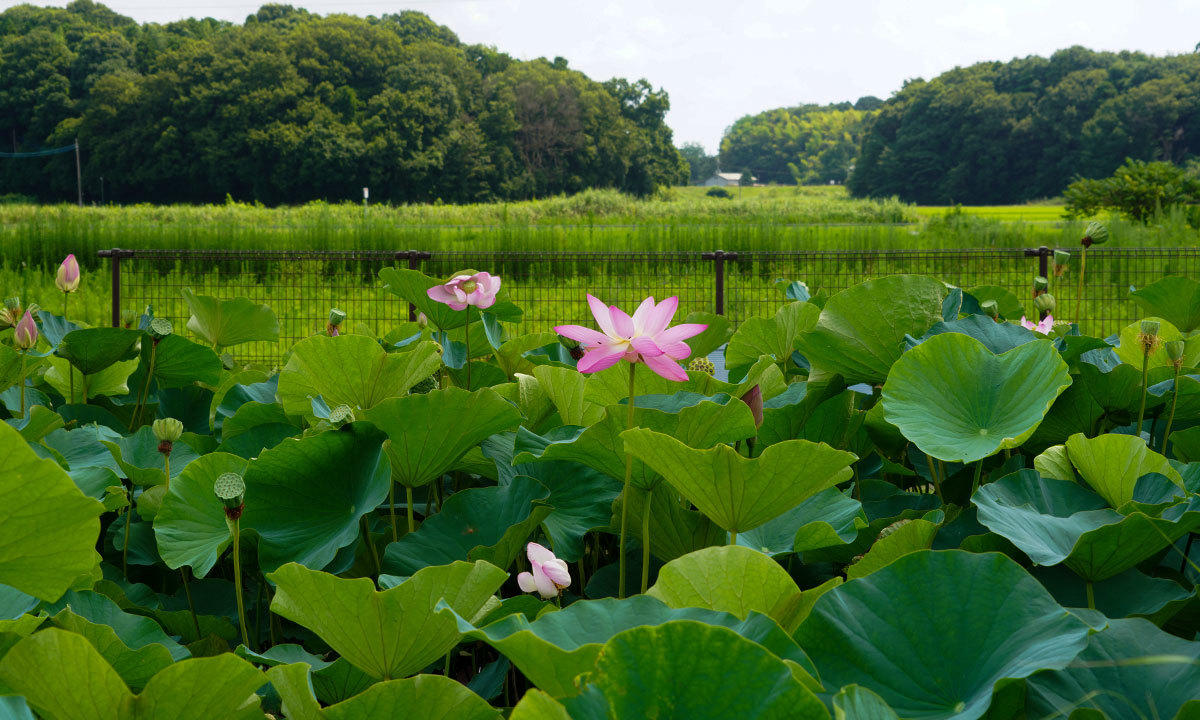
[228,517,252,651]
[389,482,398,543]
[65,293,74,404]
[730,530,737,546]
[1135,353,1150,442]
[362,515,381,577]
[17,350,26,417]
[464,306,472,389]
[164,454,170,489]
[81,374,88,405]
[970,460,983,497]
[132,344,157,429]
[180,567,201,641]
[619,362,636,599]
[1162,364,1182,456]
[641,485,653,594]
[924,452,944,502]
[406,486,416,533]
[1085,580,1095,610]
[1073,247,1087,327]
[122,492,132,579]
[1182,534,1195,574]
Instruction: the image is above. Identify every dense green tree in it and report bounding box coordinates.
[678,142,717,184]
[1063,158,1200,221]
[718,103,869,185]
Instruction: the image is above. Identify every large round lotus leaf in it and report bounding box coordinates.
[832,686,901,720]
[973,470,1200,581]
[793,275,948,385]
[732,487,863,556]
[758,379,847,447]
[1173,425,1200,463]
[904,315,1037,355]
[56,328,141,376]
[100,425,201,486]
[1114,317,1200,370]
[845,518,939,580]
[363,387,522,488]
[1026,618,1200,719]
[269,663,501,720]
[1064,432,1183,508]
[1020,382,1104,454]
[43,355,138,401]
[241,422,391,573]
[132,334,221,389]
[589,621,828,720]
[276,335,442,417]
[182,287,279,349]
[724,301,819,373]
[268,560,507,681]
[381,475,551,574]
[882,334,1071,463]
[794,550,1091,720]
[0,423,103,602]
[1130,276,1200,333]
[510,690,572,720]
[615,484,725,562]
[965,285,1025,321]
[153,452,250,577]
[0,628,266,720]
[621,428,855,534]
[1032,565,1193,620]
[442,595,816,698]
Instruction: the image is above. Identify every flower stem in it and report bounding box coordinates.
[1074,247,1087,327]
[122,490,132,580]
[389,481,398,543]
[730,530,738,546]
[164,453,171,489]
[1162,365,1182,455]
[406,486,416,533]
[228,517,252,650]
[1136,352,1150,442]
[65,292,73,403]
[131,344,157,429]
[618,362,636,599]
[362,515,381,577]
[464,306,472,390]
[180,566,201,641]
[1085,580,1095,610]
[924,452,944,502]
[17,350,26,417]
[640,485,653,594]
[970,460,983,498]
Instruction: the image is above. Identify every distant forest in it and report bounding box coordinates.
[0,1,687,204]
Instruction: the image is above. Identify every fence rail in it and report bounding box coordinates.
[96,246,1200,365]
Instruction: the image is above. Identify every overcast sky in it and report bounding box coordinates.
[8,0,1200,151]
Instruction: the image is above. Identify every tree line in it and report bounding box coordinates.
[0,1,687,205]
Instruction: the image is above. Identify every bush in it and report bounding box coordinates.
[705,187,733,199]
[1064,159,1200,222]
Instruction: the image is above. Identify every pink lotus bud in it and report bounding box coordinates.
[56,254,80,293]
[740,385,763,427]
[426,271,501,311]
[517,541,571,599]
[13,310,38,350]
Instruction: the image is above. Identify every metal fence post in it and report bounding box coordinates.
[702,250,737,316]
[97,249,122,327]
[1023,246,1051,278]
[398,250,432,321]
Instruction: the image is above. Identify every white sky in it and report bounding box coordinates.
[7,0,1200,152]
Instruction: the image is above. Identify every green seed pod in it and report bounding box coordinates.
[1165,340,1185,362]
[153,417,183,444]
[688,357,715,375]
[980,300,999,319]
[328,308,347,327]
[149,317,173,339]
[1033,276,1049,293]
[3,297,19,311]
[1053,250,1070,266]
[329,404,355,426]
[1034,293,1056,314]
[214,472,246,510]
[1141,320,1161,338]
[1083,221,1108,246]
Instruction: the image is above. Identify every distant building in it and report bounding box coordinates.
[702,172,744,187]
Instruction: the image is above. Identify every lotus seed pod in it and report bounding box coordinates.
[214,472,246,512]
[0,307,15,327]
[153,417,184,444]
[1034,293,1056,314]
[149,317,173,339]
[329,404,354,426]
[1166,340,1185,362]
[688,356,715,375]
[1141,320,1160,338]
[1082,221,1108,246]
[328,308,346,327]
[3,297,18,311]
[980,300,999,319]
[1033,276,1049,293]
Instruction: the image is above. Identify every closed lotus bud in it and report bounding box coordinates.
[1166,340,1185,363]
[1,297,19,325]
[328,404,354,426]
[1033,276,1049,293]
[149,317,173,341]
[3,297,18,311]
[688,356,715,375]
[13,310,38,350]
[121,310,139,329]
[1082,221,1108,247]
[740,385,764,428]
[56,254,81,293]
[981,300,999,320]
[214,472,246,520]
[1034,293,1056,314]
[154,417,183,455]
[416,312,429,331]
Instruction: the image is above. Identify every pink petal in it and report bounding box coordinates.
[643,296,678,336]
[541,558,571,588]
[630,336,664,358]
[610,306,635,338]
[630,296,656,334]
[587,294,618,338]
[452,287,468,303]
[427,285,457,305]
[517,571,538,594]
[661,341,691,360]
[531,564,558,598]
[526,542,556,565]
[577,344,627,373]
[642,353,688,382]
[655,323,708,345]
[555,325,609,345]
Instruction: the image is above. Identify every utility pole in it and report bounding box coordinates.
[74,137,82,207]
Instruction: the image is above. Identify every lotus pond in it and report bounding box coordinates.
[1,262,1200,720]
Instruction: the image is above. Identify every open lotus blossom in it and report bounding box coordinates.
[56,254,80,293]
[517,542,571,599]
[555,295,706,382]
[1019,314,1054,335]
[426,272,501,311]
[13,310,38,350]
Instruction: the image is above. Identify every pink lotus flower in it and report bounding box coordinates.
[426,272,501,311]
[517,542,571,599]
[13,310,38,350]
[56,254,80,293]
[1019,314,1054,335]
[554,295,706,382]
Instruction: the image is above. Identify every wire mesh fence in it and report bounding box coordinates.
[98,246,1200,365]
